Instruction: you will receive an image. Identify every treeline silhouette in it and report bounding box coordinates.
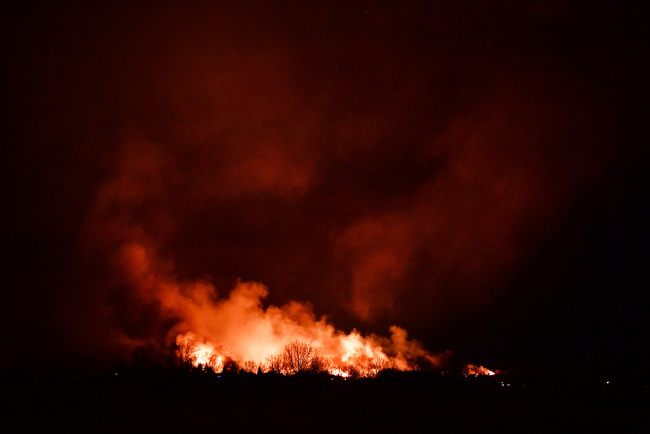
[2,341,648,434]
[3,362,646,433]
[135,339,460,379]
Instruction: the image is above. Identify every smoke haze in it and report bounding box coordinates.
[2,1,647,376]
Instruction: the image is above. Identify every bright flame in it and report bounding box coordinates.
[463,364,496,376]
[114,242,484,377]
[328,368,350,378]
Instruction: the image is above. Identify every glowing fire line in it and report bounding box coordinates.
[175,331,497,378]
[115,243,497,378]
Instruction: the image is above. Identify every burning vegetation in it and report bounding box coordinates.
[464,364,497,377]
[176,336,422,378]
[101,240,497,379]
[168,278,456,378]
[108,242,470,378]
[82,115,502,380]
[174,332,497,379]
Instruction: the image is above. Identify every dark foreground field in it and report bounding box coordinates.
[2,370,648,433]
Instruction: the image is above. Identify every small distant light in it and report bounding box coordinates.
[606,381,610,384]
[115,372,118,376]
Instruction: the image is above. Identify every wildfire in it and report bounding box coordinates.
[175,326,429,378]
[112,243,496,378]
[328,368,350,378]
[464,364,497,376]
[176,330,498,378]
[176,332,226,372]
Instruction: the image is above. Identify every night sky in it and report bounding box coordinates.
[2,1,648,379]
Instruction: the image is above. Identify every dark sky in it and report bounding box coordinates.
[2,0,648,378]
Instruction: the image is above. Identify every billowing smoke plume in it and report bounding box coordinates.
[45,1,612,365]
[100,239,450,374]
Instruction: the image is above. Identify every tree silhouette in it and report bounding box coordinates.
[309,355,329,373]
[242,361,258,373]
[265,354,284,374]
[175,334,198,369]
[282,341,316,375]
[222,357,240,374]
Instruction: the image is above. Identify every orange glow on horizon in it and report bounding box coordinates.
[112,242,496,378]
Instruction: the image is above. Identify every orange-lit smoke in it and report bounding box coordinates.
[72,3,611,374]
[116,241,447,377]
